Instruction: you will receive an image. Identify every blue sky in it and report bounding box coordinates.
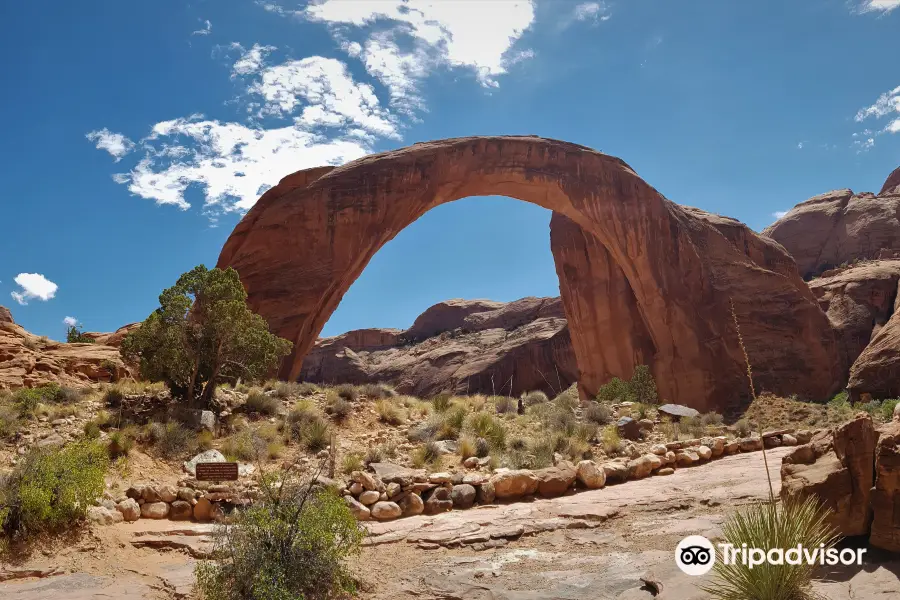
[2,0,899,341]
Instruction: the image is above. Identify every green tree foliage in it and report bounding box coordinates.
[194,467,363,600]
[629,365,658,404]
[121,265,292,407]
[66,325,95,344]
[595,377,634,404]
[1,441,108,540]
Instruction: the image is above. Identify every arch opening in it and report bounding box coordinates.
[218,136,842,411]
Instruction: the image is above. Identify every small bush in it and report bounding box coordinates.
[629,365,658,404]
[564,436,591,461]
[375,399,406,425]
[295,382,320,396]
[267,441,284,459]
[522,390,549,406]
[600,425,620,455]
[83,420,101,439]
[66,325,95,344]
[13,388,42,417]
[1,441,107,540]
[334,384,359,403]
[342,452,364,474]
[107,430,134,458]
[360,383,396,399]
[194,469,363,600]
[828,391,849,408]
[0,405,19,439]
[596,377,633,404]
[197,429,214,451]
[297,417,331,453]
[287,400,319,429]
[508,436,527,452]
[467,412,506,450]
[244,389,280,416]
[438,405,468,440]
[573,422,598,443]
[272,381,302,399]
[363,445,383,466]
[475,437,491,458]
[529,436,556,468]
[680,416,705,439]
[701,411,724,427]
[735,418,752,437]
[103,385,125,407]
[407,414,442,442]
[221,430,266,461]
[411,441,442,468]
[881,399,899,421]
[148,421,194,459]
[701,497,837,600]
[493,396,516,414]
[585,402,613,425]
[431,393,452,413]
[458,436,476,460]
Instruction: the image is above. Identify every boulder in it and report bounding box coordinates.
[116,498,141,522]
[781,414,876,536]
[193,497,213,521]
[476,481,496,504]
[617,417,641,441]
[576,460,606,489]
[451,484,477,509]
[398,493,424,517]
[535,465,576,498]
[140,502,170,520]
[157,484,178,503]
[369,462,425,486]
[428,472,452,484]
[697,446,712,461]
[657,467,675,476]
[170,500,193,521]
[344,497,371,521]
[782,433,798,446]
[370,501,402,521]
[359,490,380,506]
[658,404,700,420]
[351,470,381,492]
[490,469,539,499]
[871,422,900,551]
[385,482,402,498]
[739,437,763,452]
[424,487,453,515]
[602,462,629,483]
[627,455,655,479]
[87,506,123,525]
[650,444,667,456]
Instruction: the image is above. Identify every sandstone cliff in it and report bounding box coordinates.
[299,297,578,397]
[0,306,131,390]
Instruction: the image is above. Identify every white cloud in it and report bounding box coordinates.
[192,19,212,36]
[86,128,135,161]
[772,210,789,220]
[860,0,900,12]
[574,2,611,23]
[232,43,276,77]
[299,0,536,93]
[855,85,900,136]
[797,142,804,149]
[63,316,78,327]
[853,137,876,153]
[10,273,58,305]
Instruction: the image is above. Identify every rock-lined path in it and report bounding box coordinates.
[3,447,899,599]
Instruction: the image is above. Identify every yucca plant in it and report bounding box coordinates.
[701,496,838,600]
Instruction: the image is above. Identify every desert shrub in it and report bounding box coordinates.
[0,405,19,439]
[438,405,468,440]
[221,430,265,461]
[629,365,658,404]
[564,436,591,461]
[363,446,383,466]
[267,441,284,459]
[493,395,516,414]
[287,400,318,427]
[853,399,881,418]
[407,414,442,442]
[100,359,119,381]
[475,437,491,458]
[680,416,705,439]
[881,399,899,421]
[374,399,406,425]
[295,382,320,396]
[342,452,364,474]
[272,381,302,399]
[659,417,679,441]
[701,497,837,600]
[585,402,613,425]
[466,412,506,450]
[325,396,352,421]
[458,436,476,460]
[735,418,752,437]
[13,388,43,417]
[107,430,134,458]
[573,422,598,443]
[522,390,549,407]
[547,405,577,435]
[66,325,95,344]
[147,421,194,459]
[244,389,280,416]
[507,436,527,452]
[297,417,331,453]
[828,391,849,409]
[360,383,396,399]
[102,385,125,407]
[48,403,78,420]
[197,429,214,451]
[83,420,101,439]
[334,384,359,403]
[194,469,363,600]
[600,425,620,455]
[596,377,633,404]
[529,437,556,468]
[411,441,442,468]
[701,411,724,427]
[431,393,452,413]
[553,383,579,404]
[1,441,107,540]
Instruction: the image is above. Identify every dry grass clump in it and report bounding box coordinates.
[359,383,396,399]
[493,395,517,414]
[411,440,442,468]
[244,389,280,416]
[522,390,549,406]
[374,399,407,425]
[600,425,621,455]
[584,402,613,425]
[334,384,359,403]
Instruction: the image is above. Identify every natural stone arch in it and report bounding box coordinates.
[218,136,840,411]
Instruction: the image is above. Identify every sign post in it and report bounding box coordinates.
[196,462,239,482]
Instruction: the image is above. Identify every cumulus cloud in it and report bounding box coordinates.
[10,273,58,305]
[231,43,276,77]
[573,2,611,23]
[63,316,78,327]
[86,128,135,161]
[860,0,900,12]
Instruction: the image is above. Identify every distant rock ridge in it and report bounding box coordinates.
[299,296,577,398]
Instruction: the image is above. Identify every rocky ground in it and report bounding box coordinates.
[3,446,899,599]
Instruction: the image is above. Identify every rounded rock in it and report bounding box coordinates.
[345,496,371,521]
[140,501,170,520]
[371,501,402,521]
[193,497,213,521]
[476,481,496,504]
[359,490,380,505]
[398,492,424,517]
[115,498,141,522]
[451,484,476,509]
[576,460,606,489]
[170,500,193,521]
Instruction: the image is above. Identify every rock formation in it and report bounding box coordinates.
[0,305,131,389]
[84,323,140,347]
[763,168,900,279]
[218,136,840,411]
[299,297,577,397]
[871,421,900,552]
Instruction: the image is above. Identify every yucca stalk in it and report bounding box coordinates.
[701,496,838,600]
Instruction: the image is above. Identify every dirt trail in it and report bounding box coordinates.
[2,447,899,599]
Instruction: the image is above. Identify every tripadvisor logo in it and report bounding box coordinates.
[675,535,866,576]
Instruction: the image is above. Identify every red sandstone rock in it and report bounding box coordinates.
[84,323,140,347]
[0,305,131,390]
[218,136,840,411]
[871,421,900,552]
[810,260,900,375]
[847,306,900,400]
[764,168,900,279]
[299,297,577,397]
